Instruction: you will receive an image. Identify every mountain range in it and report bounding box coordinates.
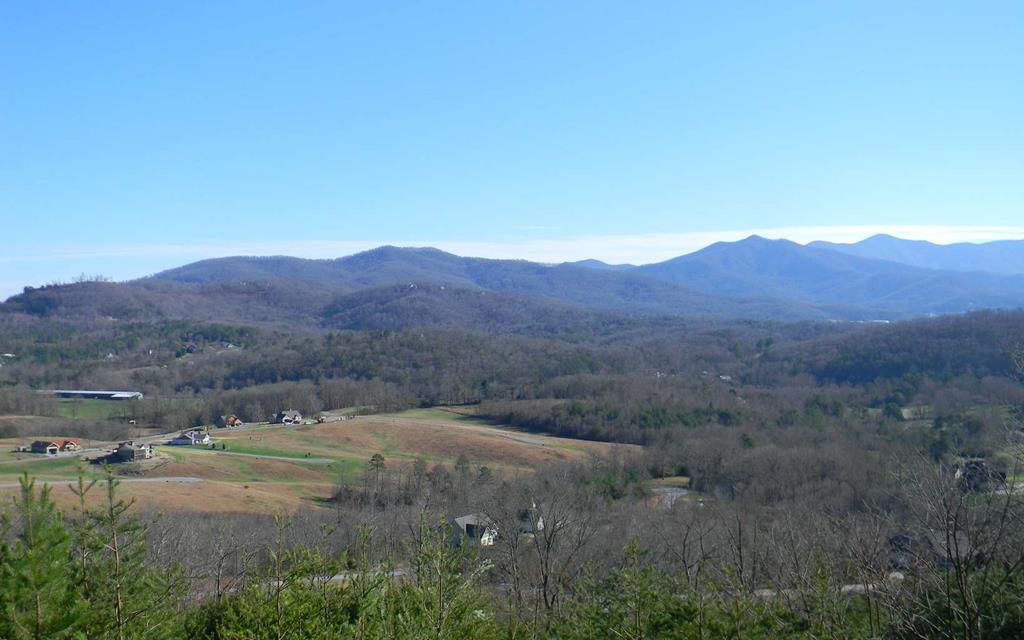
[810,234,1024,275]
[4,235,1024,330]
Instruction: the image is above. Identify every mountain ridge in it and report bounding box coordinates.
[5,235,1024,328]
[809,234,1024,275]
[633,235,1024,317]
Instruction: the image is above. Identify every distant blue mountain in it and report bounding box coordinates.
[13,237,1024,327]
[635,235,1024,318]
[809,234,1024,275]
[567,259,635,271]
[152,238,1024,321]
[149,245,828,321]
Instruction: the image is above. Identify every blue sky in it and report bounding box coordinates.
[2,1,1022,297]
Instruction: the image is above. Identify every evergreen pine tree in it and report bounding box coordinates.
[75,468,183,640]
[0,473,85,640]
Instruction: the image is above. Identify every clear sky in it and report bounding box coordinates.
[2,1,1022,298]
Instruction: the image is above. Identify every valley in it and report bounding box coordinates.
[2,238,1023,639]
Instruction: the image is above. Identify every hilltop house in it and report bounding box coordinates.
[453,513,498,547]
[215,414,244,428]
[272,410,303,425]
[30,438,81,455]
[114,441,152,462]
[169,430,211,446]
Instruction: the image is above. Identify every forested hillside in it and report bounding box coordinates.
[4,282,1022,453]
[8,240,1024,327]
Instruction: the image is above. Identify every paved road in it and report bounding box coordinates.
[0,476,201,489]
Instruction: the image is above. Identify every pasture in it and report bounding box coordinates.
[0,409,634,514]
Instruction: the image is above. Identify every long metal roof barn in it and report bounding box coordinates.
[40,390,144,400]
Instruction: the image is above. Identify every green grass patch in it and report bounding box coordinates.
[55,399,132,420]
[0,456,96,481]
[168,447,341,483]
[0,449,29,461]
[651,476,691,488]
[369,432,400,456]
[216,443,325,459]
[330,457,366,483]
[229,457,311,483]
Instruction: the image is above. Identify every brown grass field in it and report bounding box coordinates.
[0,408,636,515]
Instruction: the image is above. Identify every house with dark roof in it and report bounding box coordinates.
[272,410,303,425]
[115,441,152,462]
[453,513,498,547]
[215,414,244,428]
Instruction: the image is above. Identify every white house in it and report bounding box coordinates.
[169,430,211,446]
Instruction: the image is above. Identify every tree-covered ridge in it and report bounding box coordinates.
[10,239,1024,325]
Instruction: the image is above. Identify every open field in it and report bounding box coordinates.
[54,398,135,420]
[0,409,636,514]
[0,414,101,436]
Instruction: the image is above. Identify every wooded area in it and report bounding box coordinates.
[3,300,1024,638]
